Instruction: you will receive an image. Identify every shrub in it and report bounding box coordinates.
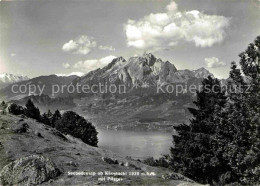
[143,155,170,168]
[54,111,98,147]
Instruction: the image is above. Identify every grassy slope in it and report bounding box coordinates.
[0,113,205,186]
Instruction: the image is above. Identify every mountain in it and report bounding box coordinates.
[64,53,213,130]
[9,94,76,112]
[0,73,29,88]
[1,53,214,131]
[0,113,201,185]
[73,53,213,90]
[0,75,77,101]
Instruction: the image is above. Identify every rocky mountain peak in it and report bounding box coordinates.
[70,53,215,90]
[193,67,213,79]
[0,73,30,88]
[143,53,157,66]
[102,56,126,72]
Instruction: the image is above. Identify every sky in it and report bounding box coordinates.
[0,0,259,79]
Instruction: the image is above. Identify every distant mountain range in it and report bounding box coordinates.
[0,73,29,88]
[73,53,213,90]
[1,53,215,130]
[0,75,78,101]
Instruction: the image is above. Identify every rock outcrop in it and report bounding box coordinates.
[0,155,61,185]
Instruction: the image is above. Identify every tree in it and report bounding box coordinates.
[41,113,51,126]
[47,110,53,118]
[24,99,41,121]
[169,36,260,185]
[8,103,24,115]
[55,111,98,147]
[1,101,6,107]
[216,37,260,184]
[170,76,227,184]
[52,110,61,128]
[1,101,7,114]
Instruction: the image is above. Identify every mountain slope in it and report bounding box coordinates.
[0,113,204,185]
[10,94,76,112]
[0,75,77,101]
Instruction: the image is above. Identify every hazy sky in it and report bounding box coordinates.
[0,0,259,78]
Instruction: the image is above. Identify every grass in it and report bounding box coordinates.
[0,115,14,169]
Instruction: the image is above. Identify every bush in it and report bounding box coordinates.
[54,111,98,147]
[8,103,24,115]
[143,155,170,168]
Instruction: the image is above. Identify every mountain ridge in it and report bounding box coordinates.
[0,73,30,88]
[0,75,78,101]
[73,53,213,91]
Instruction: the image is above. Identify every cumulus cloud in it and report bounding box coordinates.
[56,72,84,77]
[62,35,97,55]
[98,45,115,51]
[73,55,117,72]
[205,57,226,68]
[125,1,230,51]
[62,63,71,69]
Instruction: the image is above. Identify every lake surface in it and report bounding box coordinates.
[98,129,174,159]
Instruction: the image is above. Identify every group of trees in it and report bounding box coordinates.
[8,99,42,121]
[8,99,98,147]
[169,36,260,185]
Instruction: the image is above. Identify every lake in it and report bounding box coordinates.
[98,129,174,159]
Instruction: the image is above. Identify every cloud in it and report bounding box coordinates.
[205,57,226,68]
[98,45,115,51]
[56,72,84,77]
[62,35,116,55]
[62,35,97,55]
[125,1,230,51]
[73,55,117,72]
[62,63,71,69]
[166,1,178,11]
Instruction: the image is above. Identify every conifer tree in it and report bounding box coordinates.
[47,110,53,118]
[218,36,260,184]
[170,76,227,184]
[24,99,41,121]
[41,113,51,125]
[1,101,6,106]
[52,110,61,127]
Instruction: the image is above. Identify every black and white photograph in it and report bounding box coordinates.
[0,0,259,185]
